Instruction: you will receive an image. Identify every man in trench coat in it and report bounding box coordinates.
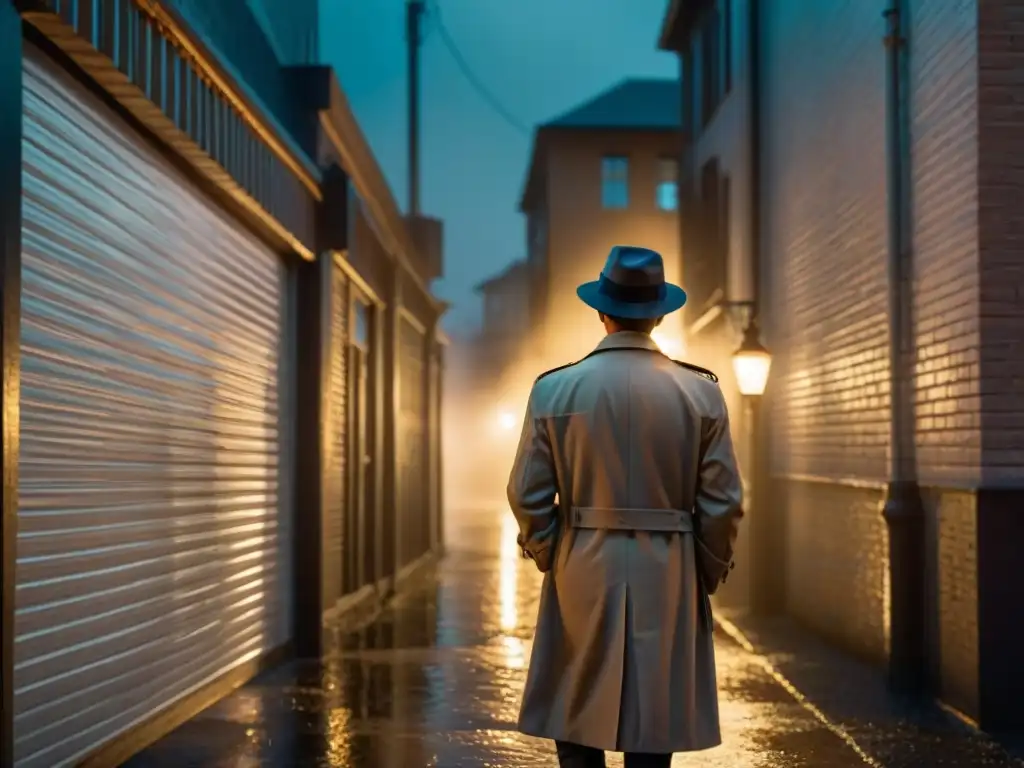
[507,246,744,768]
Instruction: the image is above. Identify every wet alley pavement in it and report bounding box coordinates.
[128,507,1024,767]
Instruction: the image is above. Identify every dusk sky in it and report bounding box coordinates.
[320,0,677,335]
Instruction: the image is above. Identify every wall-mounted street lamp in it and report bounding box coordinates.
[719,300,772,397]
[731,317,772,397]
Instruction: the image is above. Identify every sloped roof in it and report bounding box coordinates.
[542,78,681,131]
[518,78,682,212]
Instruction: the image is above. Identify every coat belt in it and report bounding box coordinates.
[569,507,694,533]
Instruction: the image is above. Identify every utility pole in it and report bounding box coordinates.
[406,0,425,216]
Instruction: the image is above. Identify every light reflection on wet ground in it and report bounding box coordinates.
[128,506,1023,767]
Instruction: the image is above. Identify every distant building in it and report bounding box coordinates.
[476,259,530,379]
[660,0,1024,732]
[480,260,530,335]
[449,259,529,404]
[520,79,683,366]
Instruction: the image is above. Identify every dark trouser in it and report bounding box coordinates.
[555,740,672,768]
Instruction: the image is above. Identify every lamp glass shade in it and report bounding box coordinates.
[732,349,772,396]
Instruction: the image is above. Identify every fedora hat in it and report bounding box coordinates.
[576,245,687,320]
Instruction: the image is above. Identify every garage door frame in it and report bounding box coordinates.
[0,4,23,766]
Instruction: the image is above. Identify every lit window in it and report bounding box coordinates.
[601,156,629,209]
[656,158,679,211]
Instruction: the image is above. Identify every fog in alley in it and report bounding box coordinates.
[5,0,1024,766]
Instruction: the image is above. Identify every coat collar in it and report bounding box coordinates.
[592,331,662,355]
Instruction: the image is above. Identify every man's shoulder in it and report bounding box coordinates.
[533,359,582,384]
[534,356,720,385]
[669,359,720,384]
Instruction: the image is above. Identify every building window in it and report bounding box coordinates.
[656,158,679,211]
[601,156,629,209]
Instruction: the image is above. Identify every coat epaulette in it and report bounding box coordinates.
[672,359,719,383]
[535,360,580,383]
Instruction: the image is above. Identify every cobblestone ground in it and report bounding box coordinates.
[129,506,1024,767]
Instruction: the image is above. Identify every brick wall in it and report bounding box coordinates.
[784,480,890,663]
[909,0,981,487]
[762,0,891,483]
[974,1,1024,727]
[907,0,982,719]
[689,0,1017,718]
[760,0,892,655]
[761,0,984,667]
[925,488,979,717]
[977,0,1024,484]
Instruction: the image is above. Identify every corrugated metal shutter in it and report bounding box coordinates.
[325,264,348,609]
[399,318,426,568]
[15,48,292,767]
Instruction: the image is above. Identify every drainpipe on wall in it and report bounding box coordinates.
[882,0,926,695]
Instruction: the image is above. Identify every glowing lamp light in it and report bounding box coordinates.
[732,320,772,397]
[498,410,518,431]
[651,328,685,359]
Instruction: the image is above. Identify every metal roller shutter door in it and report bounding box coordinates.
[15,49,293,767]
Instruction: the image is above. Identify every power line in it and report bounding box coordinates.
[427,1,531,135]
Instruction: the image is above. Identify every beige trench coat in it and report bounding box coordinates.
[507,331,743,754]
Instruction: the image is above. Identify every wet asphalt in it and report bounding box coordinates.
[127,506,1024,767]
